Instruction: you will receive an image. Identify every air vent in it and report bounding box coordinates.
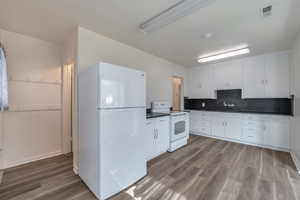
[261,5,272,17]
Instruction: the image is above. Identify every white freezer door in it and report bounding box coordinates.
[98,63,146,108]
[99,108,147,199]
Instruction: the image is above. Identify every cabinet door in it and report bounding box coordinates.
[243,128,265,145]
[225,118,243,140]
[211,117,225,138]
[155,117,170,155]
[267,118,290,149]
[190,111,211,135]
[213,60,243,90]
[190,111,202,133]
[188,66,215,98]
[145,119,155,160]
[190,111,198,132]
[242,56,266,98]
[265,52,290,98]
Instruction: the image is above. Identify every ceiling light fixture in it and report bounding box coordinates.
[198,48,250,63]
[139,0,216,33]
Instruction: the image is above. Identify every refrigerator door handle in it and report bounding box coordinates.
[98,106,146,110]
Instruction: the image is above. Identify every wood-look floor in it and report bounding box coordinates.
[1,135,300,200]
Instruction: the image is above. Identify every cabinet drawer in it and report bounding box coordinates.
[198,126,211,135]
[146,119,154,125]
[198,120,211,128]
[192,111,211,118]
[243,128,265,145]
[243,114,268,121]
[243,121,266,131]
[198,111,210,117]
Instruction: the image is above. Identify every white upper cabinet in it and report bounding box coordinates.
[265,52,290,98]
[188,65,215,99]
[242,52,290,98]
[213,60,243,90]
[242,56,266,98]
[187,51,290,99]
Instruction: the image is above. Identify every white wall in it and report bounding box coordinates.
[77,27,187,106]
[0,29,62,169]
[291,31,300,172]
[72,27,187,171]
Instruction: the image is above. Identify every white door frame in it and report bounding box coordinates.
[172,76,184,110]
[62,64,73,154]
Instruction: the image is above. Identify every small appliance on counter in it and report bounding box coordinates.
[151,101,190,152]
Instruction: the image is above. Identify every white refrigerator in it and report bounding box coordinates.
[78,62,147,200]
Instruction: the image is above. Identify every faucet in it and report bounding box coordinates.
[223,101,235,108]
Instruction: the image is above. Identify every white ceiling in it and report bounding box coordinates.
[0,0,299,67]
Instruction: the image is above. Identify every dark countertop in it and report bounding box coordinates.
[186,108,293,116]
[146,112,170,119]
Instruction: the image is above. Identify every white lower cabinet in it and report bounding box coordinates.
[267,117,290,149]
[189,110,291,151]
[225,117,243,140]
[211,117,225,138]
[146,116,170,160]
[242,115,268,145]
[211,114,243,140]
[243,125,266,145]
[190,111,212,135]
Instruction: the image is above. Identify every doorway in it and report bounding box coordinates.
[172,76,183,111]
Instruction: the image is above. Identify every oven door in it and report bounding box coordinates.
[171,114,189,142]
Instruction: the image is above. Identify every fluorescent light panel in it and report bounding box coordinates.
[140,0,216,33]
[198,48,250,63]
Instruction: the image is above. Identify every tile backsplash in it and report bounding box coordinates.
[185,89,293,115]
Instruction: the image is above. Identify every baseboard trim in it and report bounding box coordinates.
[73,166,79,175]
[4,150,63,169]
[190,131,290,152]
[291,151,300,174]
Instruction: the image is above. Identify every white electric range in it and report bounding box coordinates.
[151,101,190,152]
